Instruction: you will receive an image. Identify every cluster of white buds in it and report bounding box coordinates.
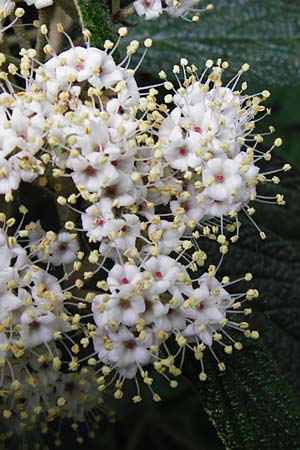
[0,210,107,440]
[0,4,290,443]
[133,0,214,22]
[0,25,152,201]
[90,255,258,400]
[154,59,290,241]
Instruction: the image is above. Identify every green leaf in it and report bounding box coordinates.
[183,337,300,450]
[126,0,300,85]
[76,0,115,48]
[220,223,300,391]
[55,0,115,48]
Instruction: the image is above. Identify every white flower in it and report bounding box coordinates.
[48,232,79,266]
[170,182,206,224]
[24,0,53,8]
[147,220,185,255]
[56,369,99,422]
[0,157,20,194]
[105,291,145,327]
[160,113,203,171]
[94,327,154,379]
[0,0,15,17]
[10,151,45,183]
[102,172,140,207]
[164,0,202,18]
[104,214,141,252]
[201,156,244,217]
[153,307,186,333]
[107,263,143,293]
[133,0,162,20]
[30,269,64,306]
[44,46,123,91]
[19,309,59,348]
[71,154,120,195]
[182,274,234,346]
[81,199,124,242]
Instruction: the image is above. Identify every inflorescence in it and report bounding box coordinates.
[0,1,290,446]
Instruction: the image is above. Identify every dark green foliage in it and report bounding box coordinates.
[123,0,300,85]
[55,0,115,48]
[76,0,115,48]
[184,337,300,450]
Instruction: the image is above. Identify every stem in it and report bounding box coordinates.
[12,17,31,50]
[35,6,53,62]
[112,0,121,15]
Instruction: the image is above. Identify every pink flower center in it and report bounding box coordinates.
[198,303,204,311]
[111,160,118,166]
[122,277,129,284]
[182,203,190,212]
[125,341,135,349]
[30,321,40,330]
[75,62,85,71]
[194,126,202,133]
[95,145,102,152]
[107,187,116,196]
[179,148,186,155]
[96,218,104,226]
[144,0,151,7]
[155,271,162,278]
[98,66,103,74]
[216,175,224,182]
[58,244,67,251]
[85,166,96,176]
[120,299,130,309]
[167,308,174,315]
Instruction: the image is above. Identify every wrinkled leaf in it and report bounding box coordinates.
[126,0,300,85]
[220,224,300,391]
[55,0,115,48]
[76,0,115,48]
[183,337,300,450]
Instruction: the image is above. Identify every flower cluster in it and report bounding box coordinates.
[0,25,150,200]
[133,0,213,22]
[91,255,257,399]
[0,210,106,440]
[154,60,290,239]
[0,9,290,445]
[0,212,71,351]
